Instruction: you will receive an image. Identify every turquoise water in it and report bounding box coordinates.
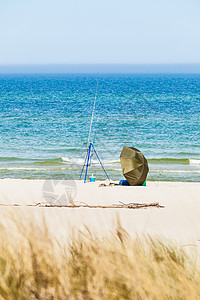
[0,73,199,181]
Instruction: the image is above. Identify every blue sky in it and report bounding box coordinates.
[0,0,200,64]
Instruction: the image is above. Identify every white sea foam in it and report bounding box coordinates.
[0,167,70,171]
[189,159,200,165]
[61,156,200,166]
[61,156,120,165]
[61,157,85,165]
[152,170,200,174]
[0,167,42,171]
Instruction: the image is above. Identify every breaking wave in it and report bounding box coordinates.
[0,157,199,167]
[61,157,120,165]
[151,170,200,174]
[149,158,200,165]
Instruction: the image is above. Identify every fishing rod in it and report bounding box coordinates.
[87,82,98,148]
[80,83,110,183]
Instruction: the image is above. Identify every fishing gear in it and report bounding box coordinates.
[80,83,110,183]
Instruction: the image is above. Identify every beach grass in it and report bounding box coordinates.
[0,216,200,300]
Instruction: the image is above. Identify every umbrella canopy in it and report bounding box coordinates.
[120,146,149,186]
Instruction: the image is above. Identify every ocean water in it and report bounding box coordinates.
[0,73,199,182]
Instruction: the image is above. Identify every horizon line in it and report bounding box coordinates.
[0,63,200,74]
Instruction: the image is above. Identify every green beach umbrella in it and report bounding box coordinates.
[120,146,149,186]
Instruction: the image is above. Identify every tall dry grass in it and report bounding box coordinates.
[0,215,199,300]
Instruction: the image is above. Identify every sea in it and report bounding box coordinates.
[0,73,199,182]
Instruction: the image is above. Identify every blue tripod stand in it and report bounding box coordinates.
[80,142,110,183]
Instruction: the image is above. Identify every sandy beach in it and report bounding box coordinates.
[0,179,200,250]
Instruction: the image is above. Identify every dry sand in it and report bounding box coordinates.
[0,179,200,250]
